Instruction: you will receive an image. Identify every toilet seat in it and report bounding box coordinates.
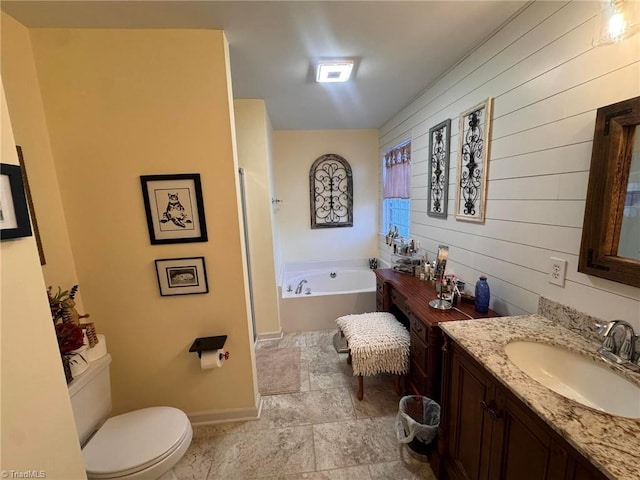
[83,406,192,479]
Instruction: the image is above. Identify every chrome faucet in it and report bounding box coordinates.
[597,320,640,371]
[295,279,308,295]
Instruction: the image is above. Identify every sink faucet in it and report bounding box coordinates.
[597,320,640,369]
[295,279,308,295]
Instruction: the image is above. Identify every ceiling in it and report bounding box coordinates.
[2,1,528,130]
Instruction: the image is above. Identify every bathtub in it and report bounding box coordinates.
[283,269,375,297]
[278,260,381,332]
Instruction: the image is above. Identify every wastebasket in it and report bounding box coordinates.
[395,395,440,459]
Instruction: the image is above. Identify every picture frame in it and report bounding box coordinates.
[140,174,208,245]
[0,162,33,240]
[155,256,209,296]
[427,119,451,218]
[17,146,46,264]
[455,98,493,223]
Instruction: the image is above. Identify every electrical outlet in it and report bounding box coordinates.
[548,257,567,287]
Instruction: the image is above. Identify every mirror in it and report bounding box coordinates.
[429,245,452,310]
[579,95,640,288]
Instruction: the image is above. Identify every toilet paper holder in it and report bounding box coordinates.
[189,335,228,359]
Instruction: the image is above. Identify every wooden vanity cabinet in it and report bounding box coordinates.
[376,277,388,312]
[440,335,609,480]
[375,269,497,403]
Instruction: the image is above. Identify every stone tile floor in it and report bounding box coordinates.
[175,329,437,479]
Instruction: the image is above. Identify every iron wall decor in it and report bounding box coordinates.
[17,146,45,264]
[140,173,208,244]
[455,98,493,223]
[0,162,33,240]
[155,256,209,296]
[309,153,353,228]
[427,119,451,218]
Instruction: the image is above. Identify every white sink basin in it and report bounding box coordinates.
[504,341,640,418]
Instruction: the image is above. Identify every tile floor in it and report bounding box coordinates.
[174,329,437,479]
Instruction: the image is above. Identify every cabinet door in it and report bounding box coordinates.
[493,395,557,480]
[566,455,610,480]
[446,348,495,480]
[445,344,567,480]
[409,332,428,395]
[376,279,389,311]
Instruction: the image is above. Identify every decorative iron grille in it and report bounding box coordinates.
[460,108,484,216]
[309,154,353,228]
[427,119,451,218]
[455,98,492,223]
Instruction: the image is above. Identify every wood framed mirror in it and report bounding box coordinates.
[579,95,640,288]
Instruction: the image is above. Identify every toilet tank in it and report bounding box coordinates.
[68,354,112,446]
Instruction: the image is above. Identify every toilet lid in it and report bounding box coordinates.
[83,406,190,477]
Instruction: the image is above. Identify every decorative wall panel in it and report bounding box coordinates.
[309,153,353,228]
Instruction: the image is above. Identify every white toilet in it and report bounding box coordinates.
[69,354,193,480]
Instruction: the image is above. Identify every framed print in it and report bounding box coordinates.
[155,256,209,296]
[455,98,493,223]
[427,119,451,218]
[0,163,33,240]
[17,146,46,264]
[140,174,208,244]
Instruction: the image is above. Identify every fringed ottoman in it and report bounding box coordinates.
[336,312,410,401]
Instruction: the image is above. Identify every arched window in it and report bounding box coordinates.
[309,153,353,228]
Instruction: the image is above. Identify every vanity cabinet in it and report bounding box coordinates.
[440,335,609,480]
[374,269,497,402]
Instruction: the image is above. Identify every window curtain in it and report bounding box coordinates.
[384,143,411,199]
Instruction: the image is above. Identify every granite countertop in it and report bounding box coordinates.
[440,314,640,480]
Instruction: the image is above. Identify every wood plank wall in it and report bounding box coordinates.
[378,1,640,324]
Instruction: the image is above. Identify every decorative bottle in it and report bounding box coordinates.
[475,276,490,313]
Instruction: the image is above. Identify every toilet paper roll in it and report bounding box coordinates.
[200,349,225,370]
[85,334,107,362]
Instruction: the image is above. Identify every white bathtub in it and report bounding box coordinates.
[279,260,380,332]
[283,269,376,297]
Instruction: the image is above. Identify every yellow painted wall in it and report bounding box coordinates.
[0,13,84,310]
[234,100,281,336]
[273,130,379,264]
[27,28,257,416]
[265,114,283,283]
[0,80,87,478]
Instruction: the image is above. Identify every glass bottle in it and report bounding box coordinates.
[475,276,490,313]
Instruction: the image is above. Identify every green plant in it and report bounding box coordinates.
[47,285,78,324]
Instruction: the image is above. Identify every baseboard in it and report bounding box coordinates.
[188,396,262,426]
[257,331,283,341]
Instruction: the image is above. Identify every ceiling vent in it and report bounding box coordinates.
[315,59,355,83]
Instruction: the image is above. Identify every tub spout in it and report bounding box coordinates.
[295,279,308,295]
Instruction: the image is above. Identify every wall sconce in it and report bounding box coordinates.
[593,0,640,47]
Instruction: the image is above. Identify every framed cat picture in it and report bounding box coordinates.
[140,173,208,244]
[155,256,209,296]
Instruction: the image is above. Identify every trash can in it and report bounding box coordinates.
[395,395,440,459]
[333,329,349,353]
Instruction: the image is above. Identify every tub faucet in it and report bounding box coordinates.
[597,320,639,368]
[295,279,308,295]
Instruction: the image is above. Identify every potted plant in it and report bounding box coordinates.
[48,285,89,383]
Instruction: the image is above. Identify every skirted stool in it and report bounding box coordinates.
[336,312,410,400]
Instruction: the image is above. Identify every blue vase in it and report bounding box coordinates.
[475,276,490,313]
